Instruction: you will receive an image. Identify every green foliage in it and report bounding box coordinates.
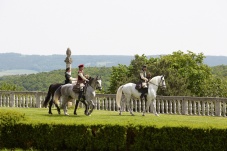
[155,50,213,96]
[2,52,227,96]
[0,110,26,126]
[0,82,23,91]
[0,67,112,93]
[130,126,227,151]
[109,50,227,97]
[1,108,227,151]
[108,64,129,93]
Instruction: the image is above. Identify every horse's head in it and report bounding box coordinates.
[95,76,102,91]
[159,75,166,90]
[89,76,102,91]
[148,75,166,90]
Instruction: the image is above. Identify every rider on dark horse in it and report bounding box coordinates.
[65,67,77,84]
[139,65,150,101]
[77,64,89,101]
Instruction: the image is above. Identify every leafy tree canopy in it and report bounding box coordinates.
[108,50,227,97]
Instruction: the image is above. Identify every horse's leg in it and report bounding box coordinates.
[64,104,68,116]
[125,97,134,116]
[81,96,89,116]
[61,96,69,116]
[52,97,61,114]
[119,97,125,115]
[87,100,95,116]
[48,99,53,114]
[152,98,159,116]
[74,99,80,115]
[52,101,61,115]
[143,97,151,116]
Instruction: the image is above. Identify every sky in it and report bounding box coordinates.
[0,0,227,56]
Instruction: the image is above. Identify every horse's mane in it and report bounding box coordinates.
[149,75,162,85]
[88,77,94,85]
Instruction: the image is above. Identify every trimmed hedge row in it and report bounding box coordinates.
[1,123,227,151]
[0,111,227,150]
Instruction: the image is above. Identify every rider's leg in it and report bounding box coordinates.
[78,84,84,101]
[140,88,145,100]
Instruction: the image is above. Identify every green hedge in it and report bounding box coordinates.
[0,111,227,150]
[1,123,227,151]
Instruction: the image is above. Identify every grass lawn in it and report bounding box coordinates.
[1,107,227,129]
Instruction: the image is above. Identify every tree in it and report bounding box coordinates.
[108,50,220,97]
[107,65,129,93]
[152,50,213,96]
[0,82,23,91]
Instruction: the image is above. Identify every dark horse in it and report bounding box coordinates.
[43,83,88,115]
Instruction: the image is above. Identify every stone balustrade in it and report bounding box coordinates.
[0,91,227,117]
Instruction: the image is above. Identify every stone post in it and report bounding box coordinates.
[215,98,221,116]
[64,48,73,107]
[64,48,73,75]
[10,92,15,107]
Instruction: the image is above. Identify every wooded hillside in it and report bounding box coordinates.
[1,52,227,96]
[0,67,112,93]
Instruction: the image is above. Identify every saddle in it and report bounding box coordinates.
[73,83,88,94]
[135,82,148,93]
[135,82,142,91]
[72,83,81,93]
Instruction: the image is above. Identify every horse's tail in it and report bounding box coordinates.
[116,85,123,108]
[43,84,52,108]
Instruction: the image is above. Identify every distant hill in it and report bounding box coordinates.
[0,53,135,72]
[203,56,227,67]
[0,53,227,75]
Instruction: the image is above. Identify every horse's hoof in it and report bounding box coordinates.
[119,113,122,115]
[74,112,77,115]
[142,114,145,116]
[48,112,52,115]
[65,113,69,116]
[155,114,159,116]
[86,112,90,116]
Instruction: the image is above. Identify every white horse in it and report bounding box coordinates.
[52,76,102,116]
[116,75,166,116]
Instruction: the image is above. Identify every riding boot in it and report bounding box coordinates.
[78,91,83,101]
[82,95,86,101]
[140,92,145,100]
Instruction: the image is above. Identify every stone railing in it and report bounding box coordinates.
[0,91,227,117]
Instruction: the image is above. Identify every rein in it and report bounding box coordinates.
[148,76,166,88]
[87,77,101,90]
[87,77,95,89]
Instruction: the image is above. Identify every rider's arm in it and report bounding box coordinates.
[140,72,148,82]
[69,77,77,81]
[78,73,89,81]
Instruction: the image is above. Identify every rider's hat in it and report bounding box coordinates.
[78,64,84,68]
[142,65,147,68]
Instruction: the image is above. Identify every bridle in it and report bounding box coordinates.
[148,75,166,89]
[88,76,102,91]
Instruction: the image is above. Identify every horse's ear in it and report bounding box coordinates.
[96,75,101,79]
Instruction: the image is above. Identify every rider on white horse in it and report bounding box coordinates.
[77,64,89,101]
[140,65,149,100]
